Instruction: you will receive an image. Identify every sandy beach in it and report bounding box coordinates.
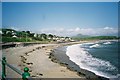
[2,42,88,79]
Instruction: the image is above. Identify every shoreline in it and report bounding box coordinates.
[2,40,112,79]
[49,43,109,80]
[2,41,85,78]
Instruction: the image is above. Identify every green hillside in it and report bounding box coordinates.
[72,34,118,40]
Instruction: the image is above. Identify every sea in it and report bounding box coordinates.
[65,40,119,79]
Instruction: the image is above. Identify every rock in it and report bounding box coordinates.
[33,49,35,51]
[42,46,46,48]
[31,75,36,77]
[26,62,33,65]
[29,69,32,72]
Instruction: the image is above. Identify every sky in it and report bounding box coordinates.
[2,2,118,36]
[0,3,1,28]
[2,0,120,2]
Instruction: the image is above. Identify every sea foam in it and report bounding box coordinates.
[66,44,116,78]
[89,44,100,48]
[103,41,111,45]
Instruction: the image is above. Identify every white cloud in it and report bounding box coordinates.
[38,27,118,37]
[75,27,80,32]
[104,27,113,30]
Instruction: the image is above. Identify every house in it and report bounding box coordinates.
[34,33,37,37]
[12,35,17,38]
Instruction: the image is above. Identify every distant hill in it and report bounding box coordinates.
[72,34,118,40]
[72,34,90,38]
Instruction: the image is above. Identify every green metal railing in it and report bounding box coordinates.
[1,57,30,80]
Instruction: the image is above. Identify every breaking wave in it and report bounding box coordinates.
[89,44,100,48]
[103,42,111,45]
[66,44,117,78]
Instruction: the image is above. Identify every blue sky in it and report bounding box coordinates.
[0,3,1,28]
[2,2,118,36]
[2,0,120,2]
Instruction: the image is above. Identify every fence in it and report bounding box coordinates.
[1,57,31,80]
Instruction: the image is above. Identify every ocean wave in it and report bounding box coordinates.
[89,44,100,48]
[66,44,117,78]
[103,42,111,45]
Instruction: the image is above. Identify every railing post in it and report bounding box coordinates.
[2,57,6,79]
[22,67,30,80]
